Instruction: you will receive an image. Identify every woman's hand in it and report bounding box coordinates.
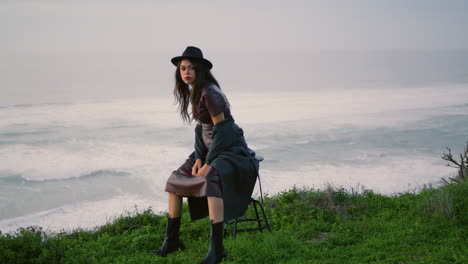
[193,163,212,177]
[192,159,203,176]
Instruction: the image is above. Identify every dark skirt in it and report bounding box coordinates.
[165,157,224,221]
[165,158,223,198]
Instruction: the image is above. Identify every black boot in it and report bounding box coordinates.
[154,216,185,257]
[199,221,227,264]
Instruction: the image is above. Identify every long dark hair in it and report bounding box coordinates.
[173,59,220,123]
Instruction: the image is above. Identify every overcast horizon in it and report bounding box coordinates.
[2,0,468,105]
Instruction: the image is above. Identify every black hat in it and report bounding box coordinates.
[171,46,213,70]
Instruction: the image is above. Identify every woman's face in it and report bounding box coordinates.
[179,59,196,86]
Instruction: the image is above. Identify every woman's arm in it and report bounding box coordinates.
[194,112,225,176]
[192,123,208,176]
[194,123,208,161]
[211,112,225,125]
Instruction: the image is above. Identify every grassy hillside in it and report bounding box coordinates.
[1,182,467,264]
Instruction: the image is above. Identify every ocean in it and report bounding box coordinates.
[1,51,468,233]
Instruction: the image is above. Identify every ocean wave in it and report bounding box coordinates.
[0,174,28,184]
[0,169,131,185]
[0,102,73,109]
[78,169,131,179]
[0,130,54,138]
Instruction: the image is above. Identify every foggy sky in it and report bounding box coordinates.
[1,0,468,105]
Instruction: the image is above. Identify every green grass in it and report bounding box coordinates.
[1,182,467,263]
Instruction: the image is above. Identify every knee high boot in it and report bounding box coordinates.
[199,221,227,264]
[154,216,185,257]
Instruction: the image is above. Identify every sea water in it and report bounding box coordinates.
[1,52,468,233]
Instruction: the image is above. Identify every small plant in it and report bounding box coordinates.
[441,141,468,184]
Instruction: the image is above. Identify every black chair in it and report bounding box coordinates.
[224,155,271,238]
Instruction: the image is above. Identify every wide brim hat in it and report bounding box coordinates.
[171,46,213,70]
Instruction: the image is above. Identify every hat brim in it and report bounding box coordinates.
[171,56,213,70]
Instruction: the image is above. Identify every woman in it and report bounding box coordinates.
[154,46,259,264]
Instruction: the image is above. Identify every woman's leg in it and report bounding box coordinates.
[155,193,185,257]
[168,192,183,218]
[200,197,227,263]
[207,196,224,223]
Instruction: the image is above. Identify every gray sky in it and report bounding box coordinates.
[1,0,468,105]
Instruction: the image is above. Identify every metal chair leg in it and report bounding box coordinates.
[224,198,271,238]
[252,199,263,232]
[233,218,238,239]
[256,199,272,232]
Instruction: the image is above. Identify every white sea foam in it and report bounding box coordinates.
[0,194,165,234]
[255,155,453,197]
[0,97,181,129]
[229,84,468,127]
[2,84,467,130]
[0,141,190,182]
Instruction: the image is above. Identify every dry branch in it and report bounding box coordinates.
[441,141,468,184]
